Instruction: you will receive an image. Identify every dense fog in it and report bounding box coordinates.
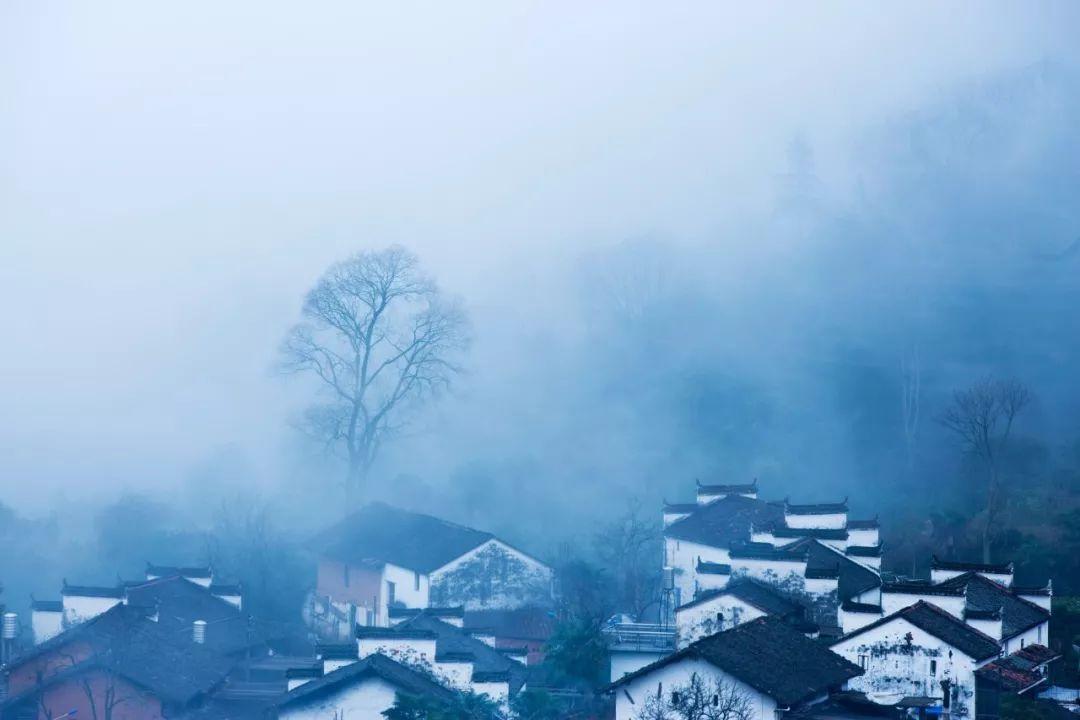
[3,3,1080,613]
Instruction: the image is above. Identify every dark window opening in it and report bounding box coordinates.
[414,572,420,591]
[387,581,396,606]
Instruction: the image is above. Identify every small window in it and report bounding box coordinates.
[858,655,868,670]
[671,691,681,706]
[387,581,396,606]
[1021,638,1026,649]
[414,572,420,592]
[930,660,937,676]
[716,611,725,629]
[712,694,720,707]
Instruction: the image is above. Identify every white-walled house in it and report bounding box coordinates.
[675,579,809,648]
[309,504,553,634]
[930,557,1014,588]
[59,582,124,627]
[610,617,862,720]
[275,653,459,720]
[661,481,880,630]
[30,599,63,644]
[830,601,1002,718]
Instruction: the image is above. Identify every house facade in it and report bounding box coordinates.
[308,504,552,636]
[610,617,863,720]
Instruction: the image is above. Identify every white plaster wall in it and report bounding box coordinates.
[287,678,314,692]
[324,658,358,674]
[676,596,764,648]
[433,661,472,689]
[1002,623,1047,654]
[615,657,776,720]
[750,530,777,545]
[381,564,430,624]
[429,539,553,610]
[930,569,1012,587]
[664,512,691,527]
[729,558,805,588]
[471,680,510,706]
[881,592,965,619]
[847,528,880,547]
[62,595,121,626]
[213,593,242,609]
[853,587,882,605]
[32,609,63,644]
[696,492,722,505]
[965,617,1003,641]
[696,572,729,594]
[803,576,841,597]
[357,637,437,666]
[832,619,981,718]
[667,538,731,605]
[840,608,883,635]
[279,675,399,720]
[611,650,671,683]
[786,512,846,530]
[1016,594,1052,612]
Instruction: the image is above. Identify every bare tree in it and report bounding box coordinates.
[281,247,469,503]
[940,377,1032,562]
[635,672,754,720]
[593,499,661,619]
[900,345,921,472]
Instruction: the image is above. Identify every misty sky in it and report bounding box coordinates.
[3,2,1080,516]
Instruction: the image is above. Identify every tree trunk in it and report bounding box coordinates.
[345,457,366,508]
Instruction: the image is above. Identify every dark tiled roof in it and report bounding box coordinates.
[209,583,242,596]
[846,518,879,530]
[315,643,358,660]
[356,626,438,640]
[881,581,965,597]
[5,604,235,705]
[31,599,62,612]
[61,581,124,598]
[1012,584,1052,596]
[787,690,898,720]
[396,613,526,693]
[936,572,1050,639]
[841,601,883,615]
[975,646,1060,694]
[663,502,699,513]
[611,617,862,706]
[846,545,882,558]
[1013,644,1060,666]
[276,653,455,709]
[679,579,803,617]
[696,480,758,495]
[931,556,1013,574]
[147,563,213,579]
[390,606,464,620]
[964,608,1001,621]
[729,541,808,561]
[665,495,784,548]
[786,500,848,515]
[791,539,881,601]
[310,503,495,574]
[772,527,849,540]
[463,607,555,642]
[125,576,254,654]
[696,560,731,575]
[833,601,1000,661]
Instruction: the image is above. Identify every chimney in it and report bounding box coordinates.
[193,619,207,644]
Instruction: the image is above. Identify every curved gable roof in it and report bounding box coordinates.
[832,601,1000,661]
[311,503,494,573]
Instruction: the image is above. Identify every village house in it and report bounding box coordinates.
[662,480,881,632]
[830,600,1003,718]
[28,565,256,655]
[307,503,553,636]
[674,578,815,648]
[273,652,460,720]
[0,603,236,720]
[609,616,864,720]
